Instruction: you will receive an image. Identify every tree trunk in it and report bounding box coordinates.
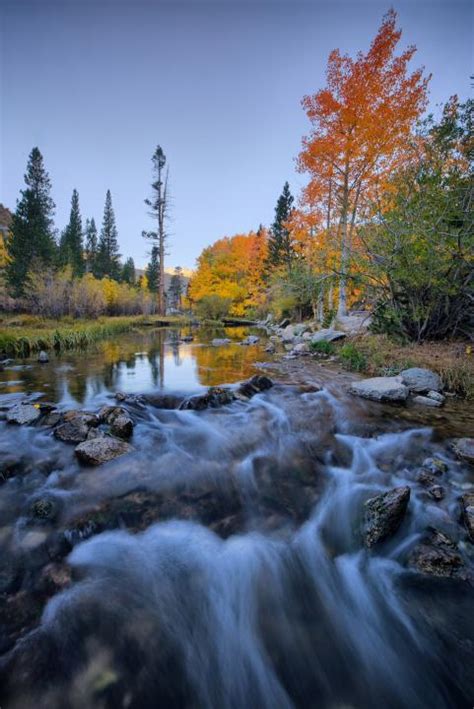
[338,169,350,318]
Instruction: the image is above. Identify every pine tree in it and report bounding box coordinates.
[97,190,120,279]
[84,218,99,275]
[59,189,84,276]
[122,257,136,285]
[142,146,169,314]
[6,147,56,295]
[146,245,160,293]
[168,266,183,309]
[267,182,295,271]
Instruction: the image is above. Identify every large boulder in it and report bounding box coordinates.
[6,402,41,426]
[452,438,474,466]
[350,376,409,402]
[310,329,346,343]
[400,367,442,393]
[461,492,474,540]
[281,325,296,342]
[364,486,410,547]
[54,417,92,444]
[75,437,134,466]
[408,529,464,578]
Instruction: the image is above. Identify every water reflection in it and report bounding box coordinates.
[0,327,267,406]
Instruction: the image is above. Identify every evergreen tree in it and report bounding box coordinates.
[146,245,160,293]
[267,182,295,271]
[97,190,120,279]
[6,147,56,295]
[59,189,84,275]
[168,266,183,309]
[84,218,99,275]
[122,257,136,285]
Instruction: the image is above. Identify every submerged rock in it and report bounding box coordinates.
[75,437,134,466]
[350,376,409,403]
[6,402,41,426]
[30,496,60,522]
[364,486,410,547]
[452,438,474,466]
[37,350,49,363]
[180,376,274,410]
[460,492,474,541]
[421,457,448,475]
[408,529,464,578]
[400,367,442,393]
[412,395,443,408]
[240,335,260,346]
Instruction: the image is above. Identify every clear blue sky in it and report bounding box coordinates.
[1,0,472,270]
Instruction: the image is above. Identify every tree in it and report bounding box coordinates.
[142,146,169,314]
[297,9,430,316]
[146,245,160,294]
[122,257,136,285]
[267,182,295,271]
[6,147,56,295]
[97,190,120,279]
[168,266,183,310]
[84,218,99,275]
[59,189,84,276]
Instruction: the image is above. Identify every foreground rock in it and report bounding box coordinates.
[6,402,41,426]
[75,437,134,465]
[350,376,409,403]
[408,529,464,579]
[310,328,346,343]
[452,438,474,466]
[180,375,274,410]
[461,492,474,540]
[54,416,95,443]
[364,486,410,547]
[400,367,442,393]
[98,405,134,438]
[412,395,442,408]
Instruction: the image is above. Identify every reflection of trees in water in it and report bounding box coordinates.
[193,342,263,387]
[147,330,165,388]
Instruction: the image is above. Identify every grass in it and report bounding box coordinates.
[333,334,474,400]
[0,314,193,357]
[310,340,335,356]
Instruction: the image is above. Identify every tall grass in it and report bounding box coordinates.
[0,315,192,357]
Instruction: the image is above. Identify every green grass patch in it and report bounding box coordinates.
[310,340,335,356]
[339,343,368,372]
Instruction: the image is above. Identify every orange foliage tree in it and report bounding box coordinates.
[297,9,430,316]
[189,230,268,317]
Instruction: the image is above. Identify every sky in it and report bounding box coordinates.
[1,0,472,270]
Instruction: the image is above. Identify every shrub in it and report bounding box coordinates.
[339,343,367,371]
[310,340,334,355]
[195,295,232,321]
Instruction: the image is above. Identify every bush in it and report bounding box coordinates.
[310,340,334,355]
[339,343,367,371]
[195,295,232,321]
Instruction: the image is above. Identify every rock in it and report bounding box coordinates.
[240,335,260,345]
[54,417,91,443]
[350,376,409,402]
[417,470,437,487]
[400,367,442,393]
[30,496,60,522]
[264,344,276,354]
[37,350,49,363]
[310,329,346,343]
[364,486,410,547]
[412,395,443,408]
[211,338,231,346]
[278,318,291,328]
[180,335,194,342]
[427,390,445,403]
[6,402,41,425]
[236,375,273,399]
[421,457,448,475]
[147,394,185,409]
[292,343,310,355]
[460,492,474,540]
[86,428,106,440]
[281,325,296,343]
[452,438,474,466]
[428,485,445,501]
[35,562,72,596]
[75,437,134,466]
[110,414,134,439]
[408,529,464,578]
[180,387,236,410]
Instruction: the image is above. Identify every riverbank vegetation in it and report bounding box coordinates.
[0,314,191,357]
[188,10,472,344]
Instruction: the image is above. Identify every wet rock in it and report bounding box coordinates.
[75,437,134,466]
[35,562,72,596]
[460,492,474,541]
[180,387,236,410]
[147,393,185,409]
[408,529,464,578]
[310,328,346,343]
[421,457,448,475]
[30,496,60,522]
[6,402,41,425]
[452,438,474,466]
[63,410,99,427]
[42,411,62,427]
[240,335,260,345]
[54,417,91,443]
[115,392,146,406]
[110,414,134,439]
[400,367,442,393]
[412,395,443,408]
[211,338,231,346]
[236,375,274,399]
[428,485,445,501]
[427,390,445,404]
[417,470,437,487]
[350,376,409,403]
[86,427,106,440]
[364,486,410,547]
[292,343,310,355]
[278,318,291,328]
[37,350,49,363]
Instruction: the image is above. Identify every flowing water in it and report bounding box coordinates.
[0,327,473,708]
